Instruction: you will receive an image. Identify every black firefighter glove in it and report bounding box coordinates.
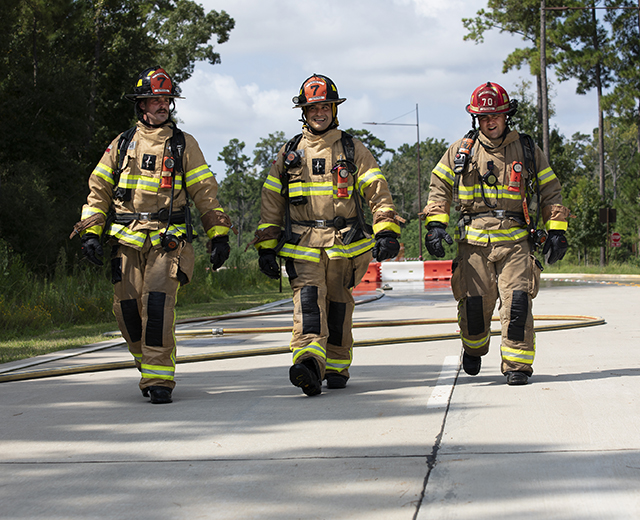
[425,222,453,258]
[81,233,103,266]
[372,231,400,262]
[543,230,568,265]
[209,235,231,270]
[258,249,280,279]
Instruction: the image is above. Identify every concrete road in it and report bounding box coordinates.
[0,276,638,519]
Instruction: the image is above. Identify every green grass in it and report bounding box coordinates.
[543,261,640,275]
[0,288,292,364]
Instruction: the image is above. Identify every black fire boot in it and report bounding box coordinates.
[325,372,348,389]
[289,358,322,396]
[505,371,529,386]
[147,386,173,404]
[462,352,482,376]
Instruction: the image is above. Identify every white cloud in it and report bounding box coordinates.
[178,0,600,179]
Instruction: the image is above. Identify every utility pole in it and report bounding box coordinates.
[364,104,423,259]
[540,0,550,161]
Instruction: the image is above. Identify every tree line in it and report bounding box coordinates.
[1,1,638,279]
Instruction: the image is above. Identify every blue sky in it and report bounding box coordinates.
[175,0,599,179]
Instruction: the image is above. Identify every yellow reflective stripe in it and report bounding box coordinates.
[263,174,282,193]
[185,164,214,186]
[325,238,374,259]
[141,364,175,380]
[500,345,535,365]
[109,223,147,247]
[149,225,187,247]
[289,181,333,198]
[537,167,557,186]
[326,356,351,371]
[458,184,521,201]
[425,213,450,226]
[432,163,455,186]
[279,244,322,262]
[373,221,401,235]
[258,223,279,231]
[292,341,326,363]
[461,332,490,349]
[256,239,279,250]
[356,168,385,194]
[85,225,103,236]
[455,226,528,243]
[546,219,568,232]
[81,207,107,220]
[206,226,230,239]
[93,163,115,185]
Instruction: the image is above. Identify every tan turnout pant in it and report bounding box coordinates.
[111,237,194,390]
[450,240,541,375]
[286,251,371,380]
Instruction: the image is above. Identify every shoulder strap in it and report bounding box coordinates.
[340,131,355,164]
[519,133,541,228]
[169,125,186,174]
[113,126,137,201]
[284,133,303,156]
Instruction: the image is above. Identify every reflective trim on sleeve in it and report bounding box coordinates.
[92,163,115,185]
[545,219,568,232]
[425,213,450,226]
[537,167,557,186]
[185,164,214,186]
[372,221,401,235]
[356,168,385,195]
[432,162,455,186]
[81,207,107,220]
[263,174,283,194]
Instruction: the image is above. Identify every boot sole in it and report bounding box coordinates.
[289,364,322,396]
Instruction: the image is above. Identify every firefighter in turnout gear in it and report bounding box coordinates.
[253,74,403,396]
[423,82,569,386]
[73,67,232,403]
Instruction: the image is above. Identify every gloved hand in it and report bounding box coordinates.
[425,222,453,258]
[81,233,103,266]
[209,235,230,270]
[372,231,400,262]
[543,230,568,264]
[258,249,280,279]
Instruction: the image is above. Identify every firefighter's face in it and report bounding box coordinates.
[478,113,506,140]
[140,97,171,125]
[305,103,333,132]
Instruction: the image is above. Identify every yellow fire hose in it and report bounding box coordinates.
[0,314,604,384]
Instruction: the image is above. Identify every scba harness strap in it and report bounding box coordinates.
[277,131,369,251]
[111,124,192,243]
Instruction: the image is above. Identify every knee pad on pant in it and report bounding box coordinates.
[146,291,166,347]
[466,295,485,336]
[507,290,528,342]
[327,301,346,345]
[300,286,321,335]
[120,299,142,343]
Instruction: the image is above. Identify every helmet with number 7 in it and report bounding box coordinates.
[292,74,346,108]
[466,82,517,116]
[124,66,184,101]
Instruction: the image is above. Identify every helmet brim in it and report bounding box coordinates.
[124,93,185,102]
[292,98,345,109]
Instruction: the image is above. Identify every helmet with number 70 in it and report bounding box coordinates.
[466,82,517,117]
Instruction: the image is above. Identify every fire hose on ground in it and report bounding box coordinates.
[0,312,605,384]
